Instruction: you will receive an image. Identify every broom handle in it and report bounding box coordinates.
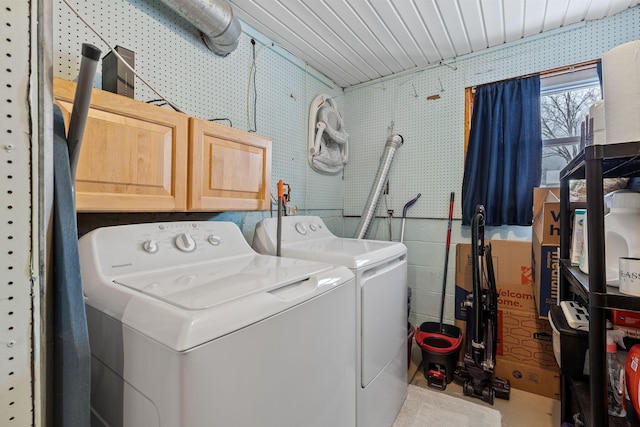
[439,192,455,332]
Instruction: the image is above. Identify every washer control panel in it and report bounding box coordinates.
[85,221,253,277]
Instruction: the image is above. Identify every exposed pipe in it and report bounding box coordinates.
[158,0,242,56]
[354,134,403,239]
[67,43,101,189]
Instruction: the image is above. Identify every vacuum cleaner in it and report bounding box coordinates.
[453,205,511,404]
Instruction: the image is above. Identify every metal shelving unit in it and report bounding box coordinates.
[559,141,640,427]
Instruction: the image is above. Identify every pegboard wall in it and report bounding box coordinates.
[344,6,640,219]
[0,0,35,425]
[53,0,344,212]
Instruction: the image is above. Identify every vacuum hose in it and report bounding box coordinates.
[354,134,403,239]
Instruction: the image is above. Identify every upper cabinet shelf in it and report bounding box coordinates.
[53,78,271,212]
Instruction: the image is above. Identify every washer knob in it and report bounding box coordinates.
[208,235,222,246]
[295,222,307,235]
[142,239,159,253]
[309,224,317,232]
[175,233,197,252]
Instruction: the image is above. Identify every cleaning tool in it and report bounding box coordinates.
[453,205,510,404]
[400,193,421,243]
[401,194,421,365]
[415,192,462,390]
[439,192,455,333]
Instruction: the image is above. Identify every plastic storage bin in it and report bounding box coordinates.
[549,305,589,378]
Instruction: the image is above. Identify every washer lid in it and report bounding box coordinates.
[280,237,406,270]
[113,254,333,310]
[86,254,354,352]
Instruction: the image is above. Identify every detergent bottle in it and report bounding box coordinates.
[579,191,640,281]
[607,329,627,417]
[626,344,640,420]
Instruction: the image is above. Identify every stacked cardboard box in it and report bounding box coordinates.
[454,240,560,399]
[532,187,561,319]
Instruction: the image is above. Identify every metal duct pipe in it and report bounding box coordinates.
[158,0,241,56]
[354,134,404,239]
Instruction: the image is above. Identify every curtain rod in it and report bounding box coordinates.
[471,59,600,91]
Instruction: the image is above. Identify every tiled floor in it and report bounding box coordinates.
[406,344,561,427]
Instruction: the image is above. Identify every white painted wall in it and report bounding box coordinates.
[343,7,640,327]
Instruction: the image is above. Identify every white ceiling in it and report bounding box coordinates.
[229,0,639,88]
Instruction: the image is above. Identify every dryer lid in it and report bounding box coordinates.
[280,238,406,270]
[253,216,406,269]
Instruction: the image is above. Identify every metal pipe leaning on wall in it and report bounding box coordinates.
[354,134,404,239]
[67,43,102,186]
[158,0,241,56]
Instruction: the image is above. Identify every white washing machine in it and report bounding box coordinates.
[253,216,408,427]
[78,221,356,427]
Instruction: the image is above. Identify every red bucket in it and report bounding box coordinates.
[415,322,462,383]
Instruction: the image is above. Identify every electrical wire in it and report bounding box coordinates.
[61,0,185,114]
[208,118,233,127]
[250,40,257,132]
[246,39,268,132]
[146,99,181,111]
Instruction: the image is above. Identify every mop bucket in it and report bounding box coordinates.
[416,322,463,387]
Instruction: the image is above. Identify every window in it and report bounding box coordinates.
[540,65,601,186]
[464,62,601,187]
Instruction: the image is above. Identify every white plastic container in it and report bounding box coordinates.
[549,310,562,368]
[579,191,640,285]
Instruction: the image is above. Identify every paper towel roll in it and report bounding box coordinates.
[589,100,606,145]
[603,40,640,144]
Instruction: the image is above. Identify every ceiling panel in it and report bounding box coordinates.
[457,0,489,52]
[503,0,525,43]
[480,1,506,47]
[522,0,547,37]
[229,0,640,88]
[414,1,456,60]
[543,0,570,32]
[434,0,471,58]
[564,0,592,23]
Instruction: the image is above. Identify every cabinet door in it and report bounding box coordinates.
[53,78,188,212]
[189,118,271,211]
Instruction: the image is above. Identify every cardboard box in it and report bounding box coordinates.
[532,187,561,319]
[533,187,561,246]
[612,309,640,328]
[494,358,561,400]
[496,309,556,369]
[455,241,535,315]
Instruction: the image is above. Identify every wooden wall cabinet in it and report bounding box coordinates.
[189,118,271,211]
[53,78,271,212]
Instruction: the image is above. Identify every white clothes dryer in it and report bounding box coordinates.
[78,221,356,427]
[253,216,408,427]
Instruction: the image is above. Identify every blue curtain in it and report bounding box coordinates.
[462,75,542,226]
